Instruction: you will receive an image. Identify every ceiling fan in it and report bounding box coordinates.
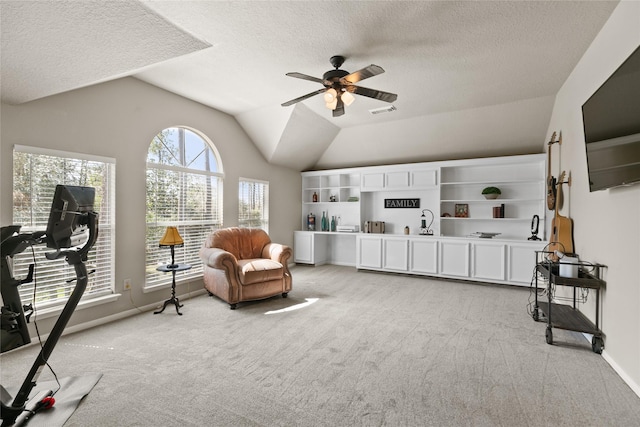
[281,55,398,117]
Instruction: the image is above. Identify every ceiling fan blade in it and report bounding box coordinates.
[285,72,325,84]
[281,88,326,107]
[340,64,385,84]
[333,97,345,117]
[347,85,398,103]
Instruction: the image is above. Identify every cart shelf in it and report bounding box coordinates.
[533,256,606,353]
[535,301,600,335]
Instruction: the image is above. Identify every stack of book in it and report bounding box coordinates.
[468,232,501,239]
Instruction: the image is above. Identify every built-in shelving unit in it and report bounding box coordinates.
[296,154,547,286]
[302,171,361,230]
[439,157,545,239]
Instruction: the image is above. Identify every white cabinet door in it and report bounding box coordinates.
[361,172,385,191]
[440,240,470,277]
[383,238,409,271]
[411,169,437,188]
[294,231,314,264]
[471,242,506,281]
[508,243,543,285]
[293,232,328,265]
[385,171,410,189]
[357,236,383,268]
[410,239,438,274]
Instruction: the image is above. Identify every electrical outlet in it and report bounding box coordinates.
[123,279,132,291]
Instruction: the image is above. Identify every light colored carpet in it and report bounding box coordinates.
[1,265,639,426]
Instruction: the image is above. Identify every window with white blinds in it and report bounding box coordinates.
[146,127,223,288]
[239,178,269,232]
[12,146,116,309]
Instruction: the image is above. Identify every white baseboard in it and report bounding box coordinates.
[29,289,207,343]
[602,350,640,399]
[581,333,640,399]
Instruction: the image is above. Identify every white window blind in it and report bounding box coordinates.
[239,178,269,232]
[12,146,116,309]
[146,128,223,288]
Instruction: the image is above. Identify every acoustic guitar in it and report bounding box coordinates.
[549,171,574,256]
[546,132,560,210]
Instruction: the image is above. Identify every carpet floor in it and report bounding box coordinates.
[1,265,639,426]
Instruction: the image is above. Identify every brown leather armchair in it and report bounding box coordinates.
[199,227,292,309]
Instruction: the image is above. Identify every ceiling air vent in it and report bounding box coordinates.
[369,105,397,115]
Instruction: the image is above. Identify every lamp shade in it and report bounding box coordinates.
[341,91,355,106]
[323,88,337,103]
[325,98,338,110]
[159,226,184,247]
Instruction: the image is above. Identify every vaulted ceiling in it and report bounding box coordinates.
[1,1,619,171]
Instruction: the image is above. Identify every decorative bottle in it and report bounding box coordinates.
[331,216,336,232]
[307,213,315,231]
[321,211,327,231]
[312,192,318,202]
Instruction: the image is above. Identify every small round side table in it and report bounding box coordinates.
[154,263,191,315]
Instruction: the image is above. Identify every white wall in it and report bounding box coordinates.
[315,95,555,170]
[0,77,301,333]
[546,0,640,394]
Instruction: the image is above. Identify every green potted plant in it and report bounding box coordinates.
[481,186,501,199]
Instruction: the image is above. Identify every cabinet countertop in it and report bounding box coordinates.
[295,230,546,244]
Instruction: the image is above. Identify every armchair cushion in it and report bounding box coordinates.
[237,259,283,285]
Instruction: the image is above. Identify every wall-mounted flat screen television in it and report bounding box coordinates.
[582,45,640,192]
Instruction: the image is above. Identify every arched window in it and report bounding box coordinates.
[146,127,223,288]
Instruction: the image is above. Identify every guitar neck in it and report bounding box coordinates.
[555,171,566,217]
[547,131,557,180]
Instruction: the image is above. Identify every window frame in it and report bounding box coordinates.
[238,177,269,232]
[11,145,116,310]
[145,127,224,289]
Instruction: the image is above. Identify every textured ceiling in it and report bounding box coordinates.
[0,0,210,104]
[1,1,620,170]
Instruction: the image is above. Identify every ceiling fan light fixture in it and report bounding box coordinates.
[283,56,398,117]
[325,97,338,110]
[341,90,355,106]
[324,88,337,103]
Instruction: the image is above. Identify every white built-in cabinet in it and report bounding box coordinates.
[383,237,410,271]
[354,235,542,286]
[357,235,383,269]
[507,243,540,284]
[361,168,437,192]
[297,154,546,287]
[471,241,507,281]
[293,231,326,265]
[409,239,438,274]
[439,240,470,278]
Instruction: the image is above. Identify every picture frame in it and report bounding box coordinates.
[455,204,469,218]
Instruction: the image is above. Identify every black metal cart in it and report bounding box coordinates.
[533,256,606,353]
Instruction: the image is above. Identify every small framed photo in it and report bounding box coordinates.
[455,204,469,218]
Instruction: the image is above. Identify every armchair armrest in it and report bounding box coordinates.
[200,247,238,270]
[262,243,292,264]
